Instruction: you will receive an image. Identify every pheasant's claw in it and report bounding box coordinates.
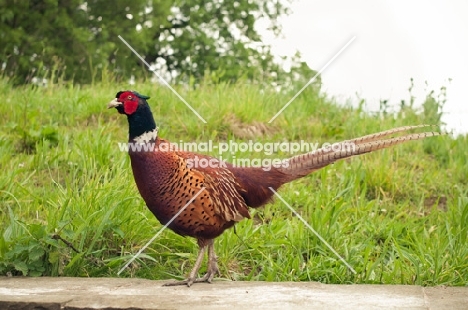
[163,239,220,287]
[163,269,218,287]
[194,265,219,284]
[162,277,196,287]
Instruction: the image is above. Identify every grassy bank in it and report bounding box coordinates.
[0,78,466,285]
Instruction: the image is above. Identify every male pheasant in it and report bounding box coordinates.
[108,90,440,286]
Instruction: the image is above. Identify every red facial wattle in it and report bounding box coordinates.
[118,91,139,115]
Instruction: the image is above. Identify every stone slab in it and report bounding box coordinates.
[0,277,466,309]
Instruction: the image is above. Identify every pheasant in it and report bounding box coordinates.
[108,90,440,287]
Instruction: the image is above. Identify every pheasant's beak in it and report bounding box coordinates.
[107,98,122,109]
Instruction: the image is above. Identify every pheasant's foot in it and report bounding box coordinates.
[194,261,219,283]
[162,277,197,287]
[163,239,220,287]
[163,262,219,287]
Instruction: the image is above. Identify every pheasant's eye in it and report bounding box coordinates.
[127,95,132,100]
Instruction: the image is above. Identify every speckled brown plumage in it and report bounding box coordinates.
[108,91,441,287]
[130,142,250,241]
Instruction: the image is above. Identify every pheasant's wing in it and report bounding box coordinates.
[175,151,251,222]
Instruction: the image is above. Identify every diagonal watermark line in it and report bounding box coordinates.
[117,187,206,275]
[268,187,357,274]
[268,36,356,123]
[118,35,207,123]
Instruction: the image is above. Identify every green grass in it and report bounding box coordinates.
[0,77,467,285]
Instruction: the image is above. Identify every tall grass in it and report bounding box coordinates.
[0,77,466,285]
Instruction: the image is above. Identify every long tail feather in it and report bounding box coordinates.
[281,126,440,178]
[344,125,437,145]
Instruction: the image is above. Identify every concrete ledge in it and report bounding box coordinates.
[0,277,466,309]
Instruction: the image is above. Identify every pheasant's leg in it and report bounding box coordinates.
[163,243,207,287]
[193,239,219,283]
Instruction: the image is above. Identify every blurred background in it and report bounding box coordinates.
[1,0,466,134]
[262,0,468,135]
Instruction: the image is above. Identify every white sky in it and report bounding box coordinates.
[260,0,468,134]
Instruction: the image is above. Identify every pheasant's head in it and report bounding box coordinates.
[107,90,150,115]
[108,90,156,140]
